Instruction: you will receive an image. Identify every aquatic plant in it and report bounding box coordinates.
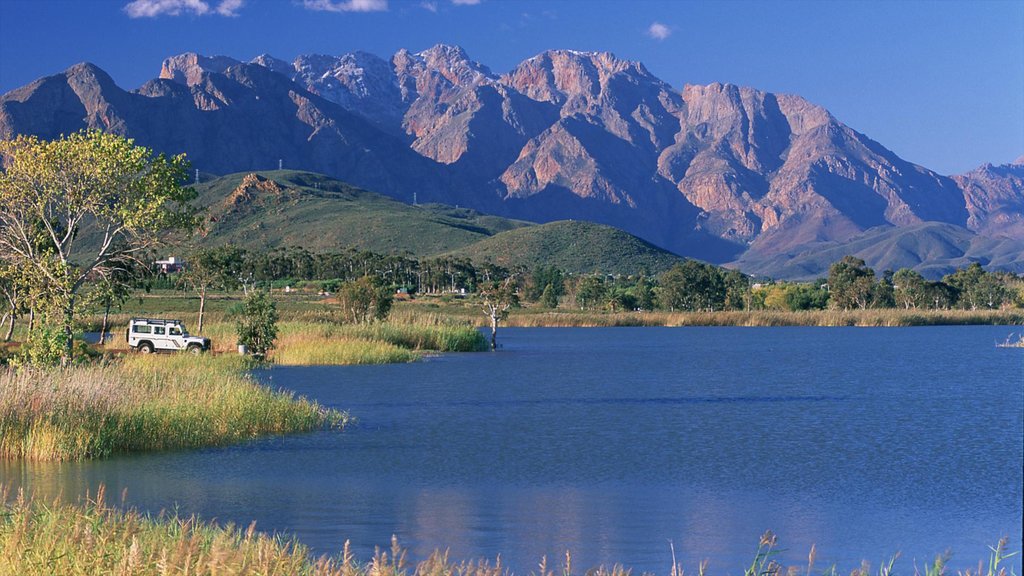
[0,492,1017,576]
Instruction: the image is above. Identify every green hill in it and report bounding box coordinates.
[194,170,528,256]
[445,220,686,275]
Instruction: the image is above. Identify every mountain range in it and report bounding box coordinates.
[2,45,1021,278]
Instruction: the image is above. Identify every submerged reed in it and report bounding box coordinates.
[0,354,346,461]
[0,494,1017,576]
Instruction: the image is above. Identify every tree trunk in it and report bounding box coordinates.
[99,299,111,345]
[62,294,76,367]
[490,313,498,351]
[1,313,10,342]
[3,313,14,342]
[28,307,35,332]
[198,288,207,333]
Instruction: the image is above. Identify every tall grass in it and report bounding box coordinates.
[264,320,486,366]
[0,354,346,461]
[0,494,1017,576]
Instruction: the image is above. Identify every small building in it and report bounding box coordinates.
[155,256,185,273]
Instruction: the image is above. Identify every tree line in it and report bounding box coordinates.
[2,131,1021,366]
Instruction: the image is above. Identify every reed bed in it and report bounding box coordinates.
[263,320,486,366]
[1,489,1018,576]
[0,354,345,461]
[490,308,1024,328]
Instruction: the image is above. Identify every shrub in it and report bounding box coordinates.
[235,290,279,360]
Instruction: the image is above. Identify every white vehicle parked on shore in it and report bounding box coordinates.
[126,318,211,354]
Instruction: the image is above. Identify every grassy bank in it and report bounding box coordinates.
[396,300,1024,328]
[0,354,345,461]
[1,490,1017,576]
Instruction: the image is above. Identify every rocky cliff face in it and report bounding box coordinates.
[953,159,1024,238]
[2,45,1020,275]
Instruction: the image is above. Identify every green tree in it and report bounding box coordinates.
[338,276,393,324]
[573,276,606,310]
[827,256,875,310]
[892,268,928,309]
[235,289,278,360]
[0,130,197,364]
[540,283,559,308]
[943,263,1008,310]
[657,261,725,311]
[178,245,243,332]
[87,263,144,344]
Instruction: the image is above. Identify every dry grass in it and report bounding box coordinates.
[0,354,345,461]
[488,308,1024,328]
[0,495,1017,576]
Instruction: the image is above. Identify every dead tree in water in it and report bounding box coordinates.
[481,277,518,351]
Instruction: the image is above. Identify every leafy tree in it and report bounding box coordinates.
[827,256,875,310]
[723,269,751,311]
[573,276,606,310]
[338,276,393,324]
[943,263,1009,310]
[235,289,278,360]
[178,245,243,332]
[631,275,656,311]
[892,268,928,309]
[481,276,519,350]
[0,130,196,364]
[87,263,145,344]
[540,283,559,308]
[657,261,725,311]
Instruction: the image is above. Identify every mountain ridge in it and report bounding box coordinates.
[2,44,1021,278]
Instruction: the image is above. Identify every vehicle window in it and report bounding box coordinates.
[154,326,165,335]
[133,325,151,334]
[169,326,182,336]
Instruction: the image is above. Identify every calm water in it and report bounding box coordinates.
[3,327,1022,574]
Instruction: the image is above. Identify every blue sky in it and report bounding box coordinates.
[0,0,1021,175]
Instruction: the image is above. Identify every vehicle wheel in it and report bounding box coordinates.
[138,342,154,354]
[187,344,203,355]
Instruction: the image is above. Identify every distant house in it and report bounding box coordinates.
[155,256,185,273]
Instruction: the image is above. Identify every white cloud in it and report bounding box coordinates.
[123,0,244,17]
[452,0,481,5]
[647,21,671,40]
[303,0,388,12]
[215,0,243,16]
[420,1,438,12]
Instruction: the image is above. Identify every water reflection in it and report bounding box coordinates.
[2,327,1021,574]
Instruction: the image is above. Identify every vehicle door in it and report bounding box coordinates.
[168,325,186,350]
[152,325,175,351]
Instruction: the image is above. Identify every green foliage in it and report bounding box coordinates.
[893,268,929,309]
[828,256,875,310]
[338,276,393,324]
[235,290,279,359]
[573,276,607,310]
[944,263,1010,310]
[540,283,559,308]
[657,261,726,311]
[12,324,66,368]
[0,130,197,364]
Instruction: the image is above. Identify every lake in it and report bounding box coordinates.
[3,327,1022,574]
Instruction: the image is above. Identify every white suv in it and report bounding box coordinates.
[127,318,211,354]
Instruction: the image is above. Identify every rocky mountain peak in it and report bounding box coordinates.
[160,53,241,86]
[249,54,292,76]
[503,49,660,106]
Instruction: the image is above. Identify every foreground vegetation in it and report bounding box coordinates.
[0,354,345,461]
[0,489,1017,576]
